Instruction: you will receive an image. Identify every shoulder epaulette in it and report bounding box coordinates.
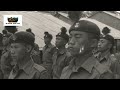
[95,60,111,74]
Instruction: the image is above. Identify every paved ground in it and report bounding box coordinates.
[0,11,71,48]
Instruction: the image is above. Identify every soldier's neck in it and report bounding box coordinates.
[17,53,31,69]
[46,42,51,46]
[100,49,110,58]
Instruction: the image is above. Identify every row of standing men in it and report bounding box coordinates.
[0,20,120,79]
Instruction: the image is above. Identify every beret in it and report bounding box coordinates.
[9,31,35,46]
[69,20,100,36]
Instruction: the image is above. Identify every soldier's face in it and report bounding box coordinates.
[2,37,9,45]
[98,39,111,52]
[44,38,51,45]
[55,36,66,48]
[68,31,91,56]
[10,43,27,63]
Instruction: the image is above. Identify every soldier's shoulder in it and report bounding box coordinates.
[94,60,111,74]
[33,63,46,73]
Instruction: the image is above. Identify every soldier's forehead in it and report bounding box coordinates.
[70,31,87,35]
[10,43,25,46]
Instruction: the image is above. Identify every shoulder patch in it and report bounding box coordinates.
[94,60,111,74]
[34,63,46,73]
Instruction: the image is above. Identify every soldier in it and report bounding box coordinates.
[26,28,42,65]
[31,43,42,65]
[42,32,56,77]
[52,27,71,79]
[8,31,50,79]
[97,34,117,67]
[1,30,13,79]
[109,39,120,79]
[60,20,114,79]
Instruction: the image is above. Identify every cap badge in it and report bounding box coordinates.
[75,22,80,28]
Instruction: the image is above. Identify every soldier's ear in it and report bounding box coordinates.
[108,43,112,49]
[26,45,32,53]
[90,39,98,48]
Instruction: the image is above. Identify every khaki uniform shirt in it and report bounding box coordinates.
[60,52,113,79]
[42,43,56,70]
[52,48,71,79]
[9,56,50,79]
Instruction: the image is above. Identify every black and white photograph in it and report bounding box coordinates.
[0,11,120,79]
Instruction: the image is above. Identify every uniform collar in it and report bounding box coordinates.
[45,43,53,48]
[70,51,97,73]
[57,48,66,55]
[99,50,111,62]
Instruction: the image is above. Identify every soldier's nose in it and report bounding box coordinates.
[69,38,75,45]
[10,49,15,55]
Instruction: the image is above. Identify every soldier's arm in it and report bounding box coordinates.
[99,71,114,79]
[110,60,120,79]
[39,70,51,79]
[34,70,51,79]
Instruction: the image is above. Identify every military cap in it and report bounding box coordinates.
[9,31,35,46]
[26,28,35,36]
[69,20,100,36]
[2,30,7,34]
[44,32,53,39]
[101,35,115,46]
[102,27,111,35]
[2,30,12,38]
[56,27,69,42]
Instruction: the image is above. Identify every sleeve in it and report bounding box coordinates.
[110,60,120,79]
[99,71,114,79]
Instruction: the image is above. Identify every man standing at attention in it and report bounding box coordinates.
[60,20,114,79]
[8,31,50,79]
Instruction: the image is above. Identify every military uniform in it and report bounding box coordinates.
[60,50,114,79]
[96,34,118,78]
[8,31,50,79]
[97,51,117,67]
[110,53,120,79]
[42,32,56,77]
[0,32,13,79]
[42,43,56,76]
[1,51,14,79]
[52,48,71,79]
[60,20,114,79]
[52,27,70,79]
[31,48,42,65]
[9,56,49,79]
